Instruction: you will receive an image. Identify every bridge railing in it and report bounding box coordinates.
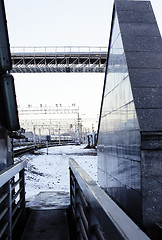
[10,46,108,73]
[69,158,150,240]
[10,46,108,55]
[0,160,26,240]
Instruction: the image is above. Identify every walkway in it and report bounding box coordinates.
[20,209,70,240]
[20,191,70,240]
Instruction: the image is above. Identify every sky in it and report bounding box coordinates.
[4,0,162,132]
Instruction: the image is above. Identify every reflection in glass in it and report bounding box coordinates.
[98,10,142,223]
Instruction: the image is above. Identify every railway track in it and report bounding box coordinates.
[13,145,36,157]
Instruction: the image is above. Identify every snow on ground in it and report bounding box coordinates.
[15,144,97,202]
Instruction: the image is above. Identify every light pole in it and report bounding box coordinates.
[77,113,81,144]
[59,124,61,145]
[33,126,36,144]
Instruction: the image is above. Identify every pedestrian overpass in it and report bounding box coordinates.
[10,46,125,73]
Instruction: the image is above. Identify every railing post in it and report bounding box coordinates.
[0,160,26,239]
[70,170,77,239]
[20,169,25,210]
[3,180,13,240]
[9,180,12,240]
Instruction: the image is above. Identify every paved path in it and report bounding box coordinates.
[20,209,70,240]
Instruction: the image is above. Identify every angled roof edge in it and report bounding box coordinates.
[97,4,116,141]
[115,0,162,132]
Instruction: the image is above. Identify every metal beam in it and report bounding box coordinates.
[9,46,125,73]
[0,160,26,188]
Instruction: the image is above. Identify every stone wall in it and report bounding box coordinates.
[97,1,162,239]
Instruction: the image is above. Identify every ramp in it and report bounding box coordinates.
[20,209,70,240]
[20,191,70,240]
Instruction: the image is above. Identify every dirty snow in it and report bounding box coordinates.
[15,144,97,203]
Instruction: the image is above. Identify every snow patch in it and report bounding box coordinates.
[15,144,97,205]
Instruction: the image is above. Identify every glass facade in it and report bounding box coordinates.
[97,10,142,223]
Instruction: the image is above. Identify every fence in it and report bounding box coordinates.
[69,158,150,240]
[0,160,26,240]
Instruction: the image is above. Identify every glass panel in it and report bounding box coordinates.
[98,10,142,224]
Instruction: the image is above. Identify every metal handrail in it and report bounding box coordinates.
[10,46,108,54]
[0,160,26,240]
[0,161,26,188]
[10,46,109,73]
[69,158,150,240]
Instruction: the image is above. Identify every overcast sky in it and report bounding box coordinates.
[5,0,162,46]
[5,0,112,46]
[4,0,162,131]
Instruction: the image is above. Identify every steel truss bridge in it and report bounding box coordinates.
[11,46,107,73]
[10,46,125,73]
